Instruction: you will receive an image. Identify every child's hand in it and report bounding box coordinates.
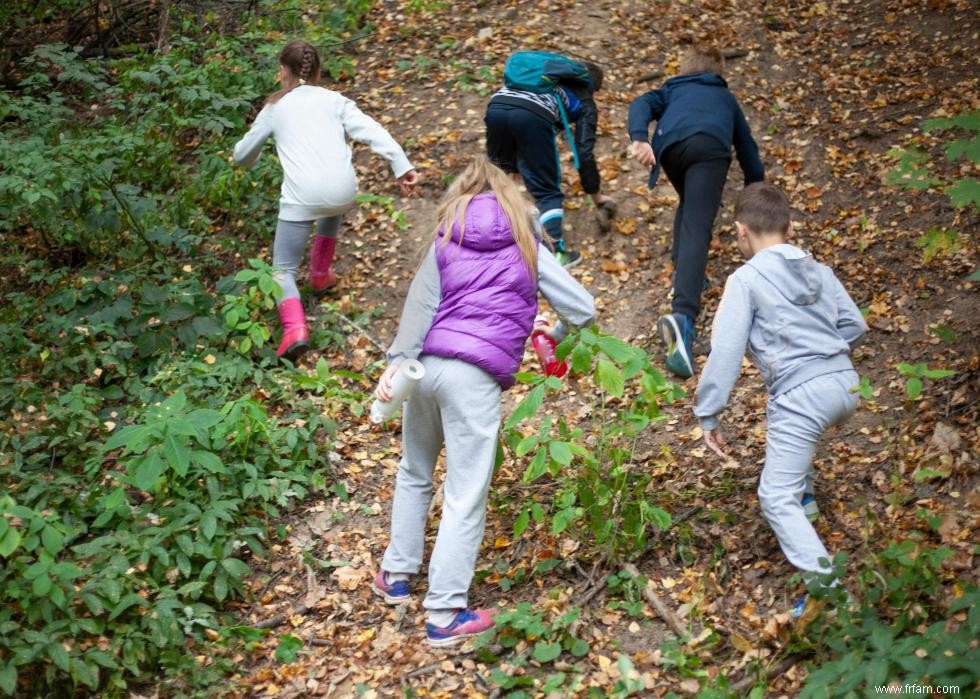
[630,140,656,167]
[703,426,728,459]
[375,363,400,402]
[398,169,419,195]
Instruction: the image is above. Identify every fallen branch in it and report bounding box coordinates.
[730,652,810,693]
[323,306,388,355]
[402,661,444,681]
[254,603,310,629]
[623,563,688,640]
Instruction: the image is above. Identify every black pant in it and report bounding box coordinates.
[660,133,732,321]
[485,103,564,240]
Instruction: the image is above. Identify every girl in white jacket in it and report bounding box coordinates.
[234,40,418,360]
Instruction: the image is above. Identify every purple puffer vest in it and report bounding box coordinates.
[421,192,537,390]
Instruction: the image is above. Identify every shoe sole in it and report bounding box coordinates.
[278,341,309,363]
[427,630,480,647]
[657,315,693,377]
[371,583,409,605]
[560,255,583,270]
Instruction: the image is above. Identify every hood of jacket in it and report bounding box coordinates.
[663,71,728,90]
[746,244,823,305]
[442,191,518,252]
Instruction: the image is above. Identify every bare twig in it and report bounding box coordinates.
[623,563,688,640]
[730,652,809,693]
[402,661,443,681]
[253,603,310,629]
[321,306,388,354]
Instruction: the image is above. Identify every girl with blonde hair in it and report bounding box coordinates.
[371,156,594,646]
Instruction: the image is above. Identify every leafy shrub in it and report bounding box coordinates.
[502,327,681,558]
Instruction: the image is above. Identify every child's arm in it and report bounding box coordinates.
[573,97,601,197]
[386,245,441,366]
[338,97,415,180]
[627,90,666,167]
[233,105,274,167]
[694,275,753,431]
[732,104,765,185]
[831,274,868,349]
[537,245,595,340]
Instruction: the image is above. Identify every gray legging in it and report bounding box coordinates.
[272,216,341,301]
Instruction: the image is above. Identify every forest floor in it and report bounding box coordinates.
[223,1,978,697]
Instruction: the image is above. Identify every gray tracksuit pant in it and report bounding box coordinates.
[759,370,858,576]
[380,355,501,612]
[271,216,340,301]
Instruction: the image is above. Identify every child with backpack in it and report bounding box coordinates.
[372,156,595,646]
[234,40,418,361]
[486,51,615,268]
[695,183,866,616]
[628,44,765,378]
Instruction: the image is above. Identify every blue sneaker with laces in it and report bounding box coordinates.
[372,570,410,605]
[657,313,696,378]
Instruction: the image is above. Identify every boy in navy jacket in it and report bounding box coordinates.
[628,45,764,378]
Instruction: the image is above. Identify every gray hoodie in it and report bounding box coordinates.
[694,244,867,430]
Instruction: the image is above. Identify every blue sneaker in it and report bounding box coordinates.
[791,594,809,619]
[425,608,497,647]
[801,493,819,522]
[372,570,410,605]
[657,313,696,378]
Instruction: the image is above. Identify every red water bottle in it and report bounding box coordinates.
[531,315,568,378]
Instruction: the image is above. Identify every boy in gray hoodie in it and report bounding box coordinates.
[694,183,866,615]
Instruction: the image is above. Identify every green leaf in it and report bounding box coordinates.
[221,558,251,580]
[275,634,303,663]
[132,448,164,490]
[523,447,548,482]
[570,342,593,374]
[596,358,625,397]
[201,510,217,541]
[920,368,955,380]
[514,509,530,538]
[108,593,148,621]
[505,384,545,429]
[41,525,63,555]
[192,450,226,473]
[549,440,573,466]
[0,526,21,557]
[32,574,52,597]
[47,643,70,672]
[532,641,562,664]
[515,434,539,457]
[906,377,923,401]
[0,663,16,695]
[552,507,577,535]
[162,433,190,476]
[596,335,636,363]
[569,637,590,657]
[948,177,980,209]
[928,324,957,343]
[70,658,99,690]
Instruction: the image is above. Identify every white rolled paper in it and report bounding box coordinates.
[370,359,426,424]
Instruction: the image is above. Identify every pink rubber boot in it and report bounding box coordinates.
[276,297,309,361]
[310,235,338,295]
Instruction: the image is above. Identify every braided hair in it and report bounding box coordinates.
[266,40,322,104]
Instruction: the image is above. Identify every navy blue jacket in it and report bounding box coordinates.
[627,72,765,188]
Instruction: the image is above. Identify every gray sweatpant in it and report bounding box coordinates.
[380,355,501,612]
[759,369,859,576]
[272,216,341,301]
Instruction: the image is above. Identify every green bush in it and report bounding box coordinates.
[502,327,681,558]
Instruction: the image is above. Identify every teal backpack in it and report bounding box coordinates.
[503,51,592,168]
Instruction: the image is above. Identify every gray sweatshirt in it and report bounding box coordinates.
[694,243,867,430]
[387,243,595,364]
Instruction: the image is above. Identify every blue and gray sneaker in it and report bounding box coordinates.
[657,313,696,378]
[801,493,820,522]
